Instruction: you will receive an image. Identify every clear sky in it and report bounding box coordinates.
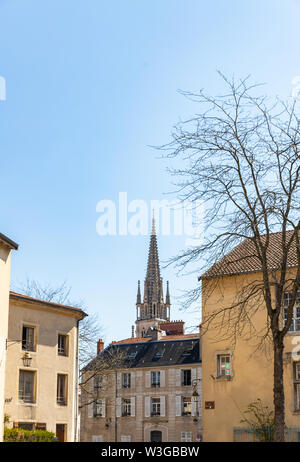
[1,0,300,345]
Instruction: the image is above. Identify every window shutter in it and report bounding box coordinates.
[175,395,182,416]
[160,370,165,387]
[131,396,136,417]
[116,397,122,418]
[160,396,166,417]
[88,402,94,418]
[102,398,106,418]
[191,396,197,416]
[198,367,202,379]
[131,372,136,389]
[117,373,121,389]
[176,369,181,386]
[191,368,197,383]
[145,396,151,417]
[145,371,151,388]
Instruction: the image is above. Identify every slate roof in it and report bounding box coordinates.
[84,336,201,371]
[199,230,298,280]
[0,232,18,250]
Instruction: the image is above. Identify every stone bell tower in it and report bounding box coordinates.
[135,217,171,338]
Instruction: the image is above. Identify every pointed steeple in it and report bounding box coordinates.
[135,214,171,337]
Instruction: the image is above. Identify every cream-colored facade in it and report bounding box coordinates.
[80,337,202,442]
[0,234,18,442]
[4,292,86,441]
[201,270,300,442]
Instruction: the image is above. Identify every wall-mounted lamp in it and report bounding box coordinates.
[22,352,32,367]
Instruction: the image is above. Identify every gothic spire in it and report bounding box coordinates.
[145,216,162,304]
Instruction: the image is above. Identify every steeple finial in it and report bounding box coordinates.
[136,280,141,304]
[151,209,156,235]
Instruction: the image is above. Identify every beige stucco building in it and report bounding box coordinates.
[4,292,86,441]
[80,332,202,442]
[0,233,18,442]
[201,232,300,442]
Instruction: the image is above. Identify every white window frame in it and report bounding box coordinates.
[151,397,160,416]
[122,398,131,417]
[94,399,104,417]
[121,435,131,442]
[283,293,300,332]
[217,354,231,377]
[122,373,131,389]
[182,396,192,415]
[151,371,160,388]
[181,431,193,442]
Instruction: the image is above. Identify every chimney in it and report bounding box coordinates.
[97,339,104,355]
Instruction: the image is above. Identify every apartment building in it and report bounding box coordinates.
[80,331,202,442]
[0,233,18,442]
[4,291,87,441]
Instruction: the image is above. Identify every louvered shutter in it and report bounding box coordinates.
[160,396,166,417]
[102,398,106,418]
[88,402,94,418]
[176,369,182,386]
[160,370,165,387]
[175,395,182,416]
[131,396,136,417]
[131,372,136,389]
[116,397,122,417]
[145,371,151,388]
[145,396,151,417]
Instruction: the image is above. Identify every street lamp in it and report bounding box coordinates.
[22,352,32,367]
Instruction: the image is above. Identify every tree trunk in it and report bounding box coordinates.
[273,339,285,442]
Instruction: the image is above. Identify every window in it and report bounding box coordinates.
[18,370,35,403]
[217,354,231,377]
[22,326,35,352]
[122,398,131,416]
[57,374,68,406]
[153,349,164,360]
[181,432,193,442]
[121,435,131,442]
[35,423,46,430]
[18,422,34,430]
[294,362,300,411]
[92,435,103,442]
[129,351,137,359]
[58,334,68,356]
[182,397,192,415]
[151,371,160,388]
[182,369,191,386]
[122,373,131,389]
[151,397,160,416]
[94,399,104,417]
[94,375,103,391]
[283,293,300,332]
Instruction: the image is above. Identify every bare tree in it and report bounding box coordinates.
[159,73,300,441]
[15,278,103,369]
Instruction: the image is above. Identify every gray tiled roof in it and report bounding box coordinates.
[85,337,201,371]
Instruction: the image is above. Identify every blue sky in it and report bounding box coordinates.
[1,0,300,344]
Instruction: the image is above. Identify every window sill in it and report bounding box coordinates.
[215,375,232,381]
